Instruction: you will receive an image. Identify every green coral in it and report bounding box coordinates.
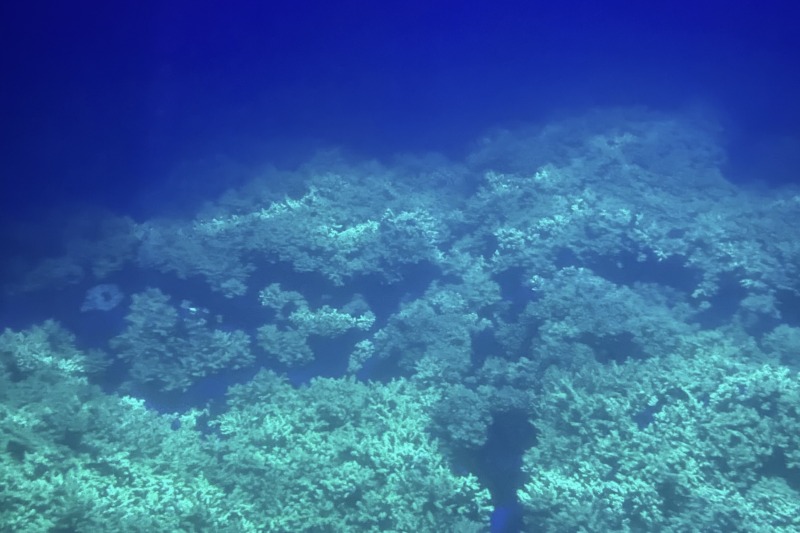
[1,323,492,531]
[136,219,255,297]
[110,288,254,391]
[517,335,800,532]
[212,370,492,530]
[363,283,491,376]
[5,109,800,532]
[257,283,375,366]
[0,320,104,377]
[0,323,256,532]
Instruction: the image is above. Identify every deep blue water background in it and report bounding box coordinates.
[2,0,799,222]
[1,2,799,531]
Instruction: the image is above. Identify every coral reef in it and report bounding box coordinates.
[3,108,800,530]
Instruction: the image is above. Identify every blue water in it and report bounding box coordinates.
[1,1,799,531]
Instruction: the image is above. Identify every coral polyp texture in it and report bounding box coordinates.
[3,108,800,530]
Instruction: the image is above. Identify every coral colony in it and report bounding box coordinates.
[2,109,799,531]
